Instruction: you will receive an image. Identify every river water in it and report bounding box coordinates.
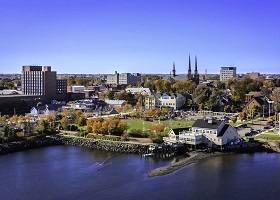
[1,146,280,200]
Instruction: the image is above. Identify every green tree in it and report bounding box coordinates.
[106,90,115,100]
[172,79,196,93]
[207,89,223,112]
[194,86,211,105]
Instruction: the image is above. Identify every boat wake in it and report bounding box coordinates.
[81,153,119,171]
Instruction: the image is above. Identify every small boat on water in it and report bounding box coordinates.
[142,153,154,157]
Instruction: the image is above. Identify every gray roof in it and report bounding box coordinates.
[163,74,187,81]
[192,119,222,129]
[217,124,229,137]
[171,128,191,135]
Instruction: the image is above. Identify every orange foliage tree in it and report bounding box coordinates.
[87,117,127,136]
[149,123,165,133]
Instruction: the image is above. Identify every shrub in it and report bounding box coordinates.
[128,129,148,138]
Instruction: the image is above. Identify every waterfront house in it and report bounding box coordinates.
[164,118,238,148]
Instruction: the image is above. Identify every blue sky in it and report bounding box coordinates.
[0,0,279,74]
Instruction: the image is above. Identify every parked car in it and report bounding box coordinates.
[245,132,252,136]
[263,126,273,129]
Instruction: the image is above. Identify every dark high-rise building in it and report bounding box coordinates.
[21,66,67,102]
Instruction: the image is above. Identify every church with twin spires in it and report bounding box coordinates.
[169,55,199,85]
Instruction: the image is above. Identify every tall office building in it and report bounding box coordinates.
[220,67,237,81]
[21,66,62,102]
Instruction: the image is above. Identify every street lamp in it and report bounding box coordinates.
[262,105,265,120]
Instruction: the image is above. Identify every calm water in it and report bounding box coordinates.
[1,146,280,200]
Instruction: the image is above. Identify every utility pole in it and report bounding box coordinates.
[279,113,280,135]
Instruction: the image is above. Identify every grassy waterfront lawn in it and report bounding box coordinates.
[255,131,280,141]
[125,119,194,132]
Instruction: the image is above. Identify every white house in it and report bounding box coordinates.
[145,93,185,110]
[164,118,238,148]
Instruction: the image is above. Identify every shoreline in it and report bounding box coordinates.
[147,152,222,178]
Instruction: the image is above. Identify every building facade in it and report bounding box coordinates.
[21,66,67,103]
[220,67,237,81]
[145,93,185,110]
[106,71,141,85]
[56,79,67,94]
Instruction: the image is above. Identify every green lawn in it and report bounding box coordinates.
[255,131,280,141]
[124,119,194,132]
[125,119,152,131]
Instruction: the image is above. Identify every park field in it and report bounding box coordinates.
[255,131,280,141]
[124,119,195,132]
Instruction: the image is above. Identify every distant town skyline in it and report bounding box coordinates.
[1,0,280,74]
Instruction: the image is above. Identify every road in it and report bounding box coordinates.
[237,121,267,138]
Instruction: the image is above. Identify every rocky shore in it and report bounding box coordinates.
[148,152,218,177]
[62,137,151,154]
[0,137,62,155]
[0,137,153,155]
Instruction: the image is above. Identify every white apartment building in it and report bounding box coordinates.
[145,93,185,110]
[220,67,237,81]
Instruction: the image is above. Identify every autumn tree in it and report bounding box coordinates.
[239,111,247,121]
[149,124,165,133]
[271,88,280,112]
[231,116,237,123]
[146,108,156,117]
[226,77,238,89]
[35,119,48,134]
[60,116,70,131]
[263,80,275,88]
[224,105,231,113]
[86,117,127,136]
[172,79,196,93]
[153,79,171,92]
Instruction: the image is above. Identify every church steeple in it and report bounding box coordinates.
[194,55,199,85]
[187,54,192,79]
[172,62,176,77]
[194,55,198,75]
